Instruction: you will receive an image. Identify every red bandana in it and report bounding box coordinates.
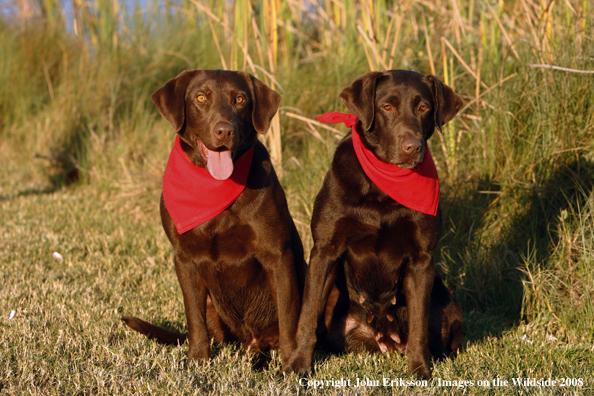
[163,135,253,234]
[317,112,439,216]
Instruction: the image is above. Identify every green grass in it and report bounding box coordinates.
[1,0,594,394]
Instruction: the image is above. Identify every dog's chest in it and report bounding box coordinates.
[185,220,257,264]
[342,213,420,266]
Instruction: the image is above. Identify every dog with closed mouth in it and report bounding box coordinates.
[122,69,306,369]
[286,70,463,379]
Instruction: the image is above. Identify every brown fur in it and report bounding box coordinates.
[286,70,463,379]
[121,70,306,369]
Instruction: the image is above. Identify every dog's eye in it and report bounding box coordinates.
[419,105,428,113]
[196,95,206,103]
[383,105,392,111]
[235,96,244,105]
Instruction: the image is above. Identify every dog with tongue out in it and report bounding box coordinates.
[154,70,269,234]
[121,69,306,372]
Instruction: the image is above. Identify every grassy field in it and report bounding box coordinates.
[1,0,593,394]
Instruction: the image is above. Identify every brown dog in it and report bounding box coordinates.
[286,70,463,379]
[122,70,306,369]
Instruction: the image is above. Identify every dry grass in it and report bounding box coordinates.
[1,188,592,394]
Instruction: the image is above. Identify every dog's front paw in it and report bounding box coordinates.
[283,351,313,375]
[188,345,210,364]
[408,357,431,380]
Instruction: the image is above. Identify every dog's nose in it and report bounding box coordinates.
[401,138,422,154]
[213,122,235,141]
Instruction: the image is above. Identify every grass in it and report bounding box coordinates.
[1,0,594,394]
[1,188,592,394]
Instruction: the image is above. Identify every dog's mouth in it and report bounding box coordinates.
[198,140,234,180]
[395,152,424,170]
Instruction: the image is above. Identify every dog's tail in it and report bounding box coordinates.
[121,316,187,345]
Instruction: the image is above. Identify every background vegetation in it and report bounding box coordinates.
[1,0,593,394]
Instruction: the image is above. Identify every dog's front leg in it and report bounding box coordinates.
[285,244,339,374]
[174,253,210,363]
[403,253,435,379]
[262,248,302,368]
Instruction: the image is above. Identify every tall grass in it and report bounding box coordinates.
[1,0,593,348]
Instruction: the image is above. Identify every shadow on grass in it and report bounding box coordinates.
[0,185,59,201]
[439,157,594,343]
[0,144,83,201]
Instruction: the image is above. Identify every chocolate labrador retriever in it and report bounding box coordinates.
[286,70,463,379]
[122,69,306,369]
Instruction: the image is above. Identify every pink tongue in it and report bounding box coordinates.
[206,149,234,180]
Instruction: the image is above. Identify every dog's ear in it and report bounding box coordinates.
[151,70,200,133]
[426,75,463,133]
[339,71,383,132]
[244,73,282,134]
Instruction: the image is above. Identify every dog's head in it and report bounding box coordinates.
[152,69,281,180]
[340,70,463,169]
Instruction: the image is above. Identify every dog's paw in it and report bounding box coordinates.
[283,353,312,375]
[188,345,210,364]
[408,357,431,380]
